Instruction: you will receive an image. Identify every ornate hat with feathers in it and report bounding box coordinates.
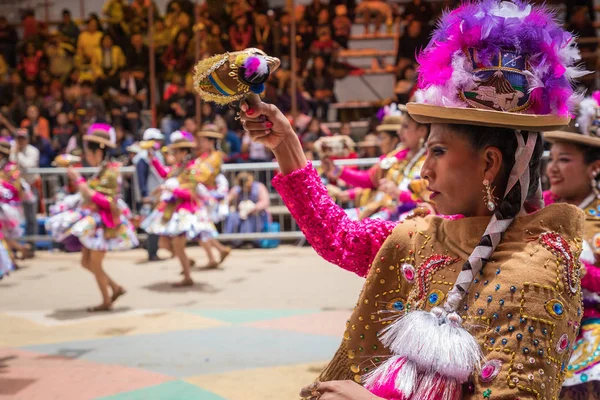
[546,91,600,148]
[407,0,589,131]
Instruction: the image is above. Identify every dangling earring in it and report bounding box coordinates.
[483,179,498,212]
[419,137,425,148]
[592,170,600,198]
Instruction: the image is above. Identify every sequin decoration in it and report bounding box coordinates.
[402,263,416,283]
[538,231,578,296]
[386,297,406,312]
[480,359,502,383]
[545,299,566,319]
[271,163,397,278]
[428,289,444,307]
[556,333,569,354]
[414,254,457,306]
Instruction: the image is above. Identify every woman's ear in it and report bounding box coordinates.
[483,146,503,184]
[588,160,600,179]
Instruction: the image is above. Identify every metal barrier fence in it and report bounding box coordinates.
[24,158,379,243]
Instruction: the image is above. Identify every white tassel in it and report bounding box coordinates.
[379,308,482,382]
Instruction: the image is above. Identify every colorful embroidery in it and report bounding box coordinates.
[538,232,578,296]
[402,263,416,283]
[544,299,565,319]
[480,359,502,383]
[428,289,445,307]
[386,297,406,312]
[556,333,569,354]
[413,254,457,306]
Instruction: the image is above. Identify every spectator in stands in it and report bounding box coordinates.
[355,0,394,35]
[305,56,335,120]
[103,0,127,27]
[0,17,17,68]
[0,72,21,112]
[242,128,272,164]
[12,128,39,240]
[395,20,429,65]
[224,172,270,248]
[316,9,332,34]
[110,124,135,159]
[167,0,195,17]
[27,124,54,168]
[162,31,193,80]
[110,89,141,139]
[402,0,433,23]
[567,1,595,22]
[111,67,148,108]
[229,14,253,52]
[395,64,417,104]
[161,77,195,136]
[12,84,43,125]
[126,33,150,74]
[94,34,126,95]
[44,33,74,79]
[310,27,340,67]
[332,5,352,48]
[278,77,311,115]
[251,13,274,54]
[274,12,292,61]
[44,80,73,127]
[206,24,227,55]
[21,9,43,42]
[58,9,80,46]
[19,42,43,83]
[301,117,327,154]
[340,121,361,143]
[131,0,160,33]
[568,6,598,53]
[77,17,103,69]
[152,18,172,56]
[200,102,226,126]
[305,0,327,26]
[51,112,76,154]
[21,105,50,140]
[74,80,106,119]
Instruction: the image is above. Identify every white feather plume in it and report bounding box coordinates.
[577,97,598,135]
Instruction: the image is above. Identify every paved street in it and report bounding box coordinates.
[0,245,363,399]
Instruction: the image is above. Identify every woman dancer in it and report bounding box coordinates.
[323,106,429,220]
[46,124,137,311]
[235,1,588,398]
[543,98,600,398]
[193,123,231,268]
[0,138,33,263]
[142,130,217,286]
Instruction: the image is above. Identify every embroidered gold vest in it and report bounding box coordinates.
[318,203,584,400]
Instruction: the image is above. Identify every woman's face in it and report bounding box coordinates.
[421,124,495,216]
[88,19,98,32]
[308,119,320,133]
[400,117,426,152]
[173,148,188,164]
[547,142,597,201]
[84,147,102,167]
[102,36,113,48]
[378,131,399,155]
[314,56,325,71]
[177,32,189,47]
[198,136,213,153]
[236,15,247,27]
[202,102,213,116]
[317,9,329,23]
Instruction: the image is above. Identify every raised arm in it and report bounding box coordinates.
[149,154,170,178]
[240,95,396,277]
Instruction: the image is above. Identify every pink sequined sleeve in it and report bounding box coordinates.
[91,191,111,210]
[339,166,377,189]
[172,188,192,201]
[151,158,170,179]
[272,162,397,277]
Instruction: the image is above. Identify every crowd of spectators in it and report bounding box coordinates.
[0,0,593,171]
